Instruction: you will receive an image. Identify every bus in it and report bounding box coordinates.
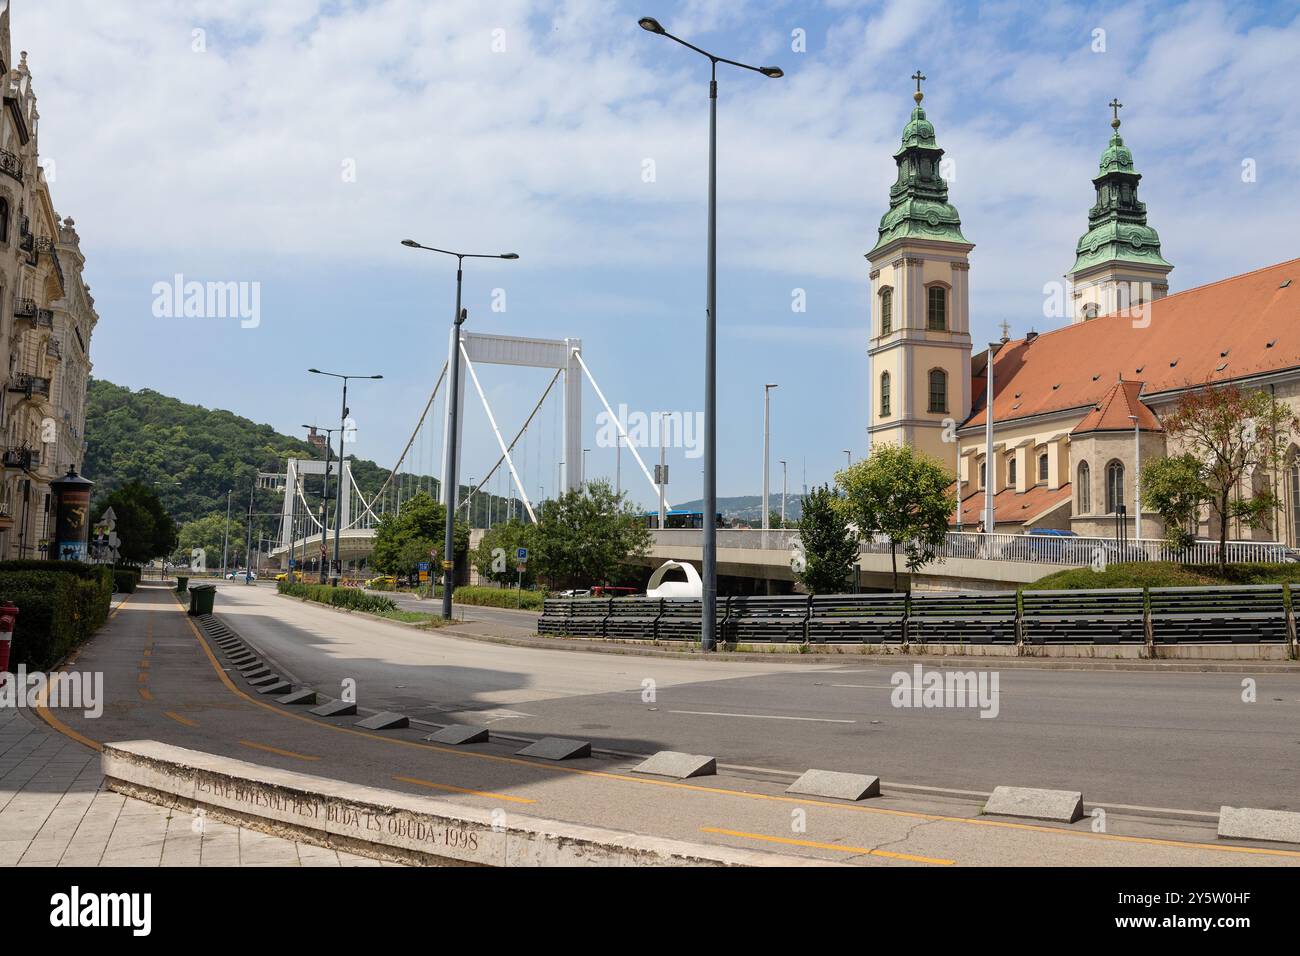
[639,510,725,529]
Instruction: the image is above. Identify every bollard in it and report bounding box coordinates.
[0,602,17,688]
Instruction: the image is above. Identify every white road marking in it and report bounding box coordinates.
[668,710,856,724]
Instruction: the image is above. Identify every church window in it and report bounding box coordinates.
[927,368,947,413]
[1078,462,1091,512]
[927,286,947,331]
[1038,453,1049,483]
[1106,460,1125,514]
[880,372,891,417]
[880,288,892,335]
[1008,457,1017,487]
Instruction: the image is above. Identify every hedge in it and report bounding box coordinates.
[453,585,545,611]
[277,581,398,614]
[0,562,113,670]
[113,570,138,594]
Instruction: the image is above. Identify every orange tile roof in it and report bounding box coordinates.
[965,257,1300,428]
[1072,380,1162,434]
[951,482,1073,527]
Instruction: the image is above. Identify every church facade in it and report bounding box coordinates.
[867,78,1300,545]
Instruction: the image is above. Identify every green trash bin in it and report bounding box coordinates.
[175,575,190,594]
[188,583,216,616]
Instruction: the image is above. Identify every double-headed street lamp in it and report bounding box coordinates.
[639,16,782,652]
[308,370,383,586]
[402,239,519,620]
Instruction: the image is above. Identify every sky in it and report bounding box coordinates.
[18,0,1300,511]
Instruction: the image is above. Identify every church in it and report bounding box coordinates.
[865,75,1300,545]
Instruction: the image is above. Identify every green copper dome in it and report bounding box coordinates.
[1071,112,1170,274]
[867,88,969,259]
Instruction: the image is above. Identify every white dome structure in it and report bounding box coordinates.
[645,560,702,599]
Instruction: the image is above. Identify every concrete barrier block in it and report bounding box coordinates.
[426,724,489,745]
[355,712,409,730]
[236,661,267,674]
[632,751,716,779]
[278,689,317,706]
[984,786,1083,823]
[246,673,282,687]
[517,737,591,761]
[786,769,880,801]
[309,699,357,717]
[1218,806,1300,844]
[257,681,293,695]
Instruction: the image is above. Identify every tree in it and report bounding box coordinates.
[472,520,537,588]
[176,510,246,571]
[1160,384,1298,568]
[530,480,650,591]
[835,445,954,592]
[795,484,858,593]
[1140,454,1207,550]
[370,491,469,579]
[92,482,178,566]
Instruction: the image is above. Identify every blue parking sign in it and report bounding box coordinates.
[516,547,528,562]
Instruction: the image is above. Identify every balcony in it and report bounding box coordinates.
[8,372,51,400]
[2,446,39,471]
[0,148,21,183]
[12,297,53,329]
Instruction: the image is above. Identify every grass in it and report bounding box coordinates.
[375,608,448,628]
[1026,561,1300,590]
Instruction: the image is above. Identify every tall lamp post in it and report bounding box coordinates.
[402,238,519,620]
[1129,413,1142,540]
[308,370,383,586]
[639,15,782,652]
[762,383,778,534]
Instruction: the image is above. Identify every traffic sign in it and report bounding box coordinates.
[418,562,429,572]
[516,547,528,562]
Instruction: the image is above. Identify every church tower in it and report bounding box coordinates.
[1067,101,1173,323]
[866,73,973,470]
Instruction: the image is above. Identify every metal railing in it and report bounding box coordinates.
[0,148,21,183]
[647,528,1289,567]
[8,373,51,399]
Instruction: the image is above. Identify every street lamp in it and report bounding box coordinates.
[639,16,782,652]
[582,448,591,487]
[762,384,778,533]
[308,370,383,586]
[1129,414,1141,540]
[842,449,852,469]
[403,239,519,620]
[779,458,788,528]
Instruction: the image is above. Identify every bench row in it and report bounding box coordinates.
[537,585,1297,645]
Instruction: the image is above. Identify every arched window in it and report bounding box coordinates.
[879,372,891,417]
[879,288,893,335]
[926,286,947,331]
[1077,462,1091,513]
[0,197,8,244]
[1038,452,1049,483]
[1081,303,1098,321]
[927,368,947,413]
[1290,458,1300,547]
[977,456,986,489]
[1106,460,1125,514]
[1007,457,1017,488]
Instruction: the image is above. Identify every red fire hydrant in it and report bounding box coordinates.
[0,602,17,688]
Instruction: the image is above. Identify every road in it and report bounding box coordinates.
[217,582,1300,815]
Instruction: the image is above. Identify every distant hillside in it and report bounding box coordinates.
[83,379,436,528]
[673,494,805,525]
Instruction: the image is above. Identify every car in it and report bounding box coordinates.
[365,575,397,590]
[226,570,257,580]
[275,572,302,583]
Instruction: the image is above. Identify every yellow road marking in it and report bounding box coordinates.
[143,648,151,658]
[33,588,1293,867]
[393,775,537,804]
[239,740,319,762]
[701,827,954,866]
[138,687,153,701]
[139,660,150,669]
[137,672,149,684]
[163,711,198,728]
[109,592,133,619]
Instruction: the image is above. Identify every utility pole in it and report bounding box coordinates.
[657,414,668,530]
[221,489,231,578]
[762,383,777,534]
[983,342,998,537]
[779,458,788,527]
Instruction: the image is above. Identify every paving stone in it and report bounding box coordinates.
[786,770,881,801]
[516,737,591,761]
[424,724,489,746]
[632,751,717,779]
[984,786,1083,823]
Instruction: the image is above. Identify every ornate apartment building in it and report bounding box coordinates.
[0,1,98,558]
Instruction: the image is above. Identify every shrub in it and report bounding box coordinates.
[452,585,545,611]
[1025,561,1300,591]
[113,570,138,594]
[277,581,397,614]
[0,565,112,669]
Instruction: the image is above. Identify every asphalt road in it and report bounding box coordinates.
[211,582,1300,815]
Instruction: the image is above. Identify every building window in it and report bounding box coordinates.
[0,198,7,244]
[1106,460,1125,514]
[1078,462,1091,513]
[880,288,892,335]
[1008,457,1017,488]
[977,456,986,489]
[879,372,891,417]
[927,286,947,331]
[927,368,947,413]
[1038,453,1049,483]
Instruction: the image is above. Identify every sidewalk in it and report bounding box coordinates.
[0,706,399,867]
